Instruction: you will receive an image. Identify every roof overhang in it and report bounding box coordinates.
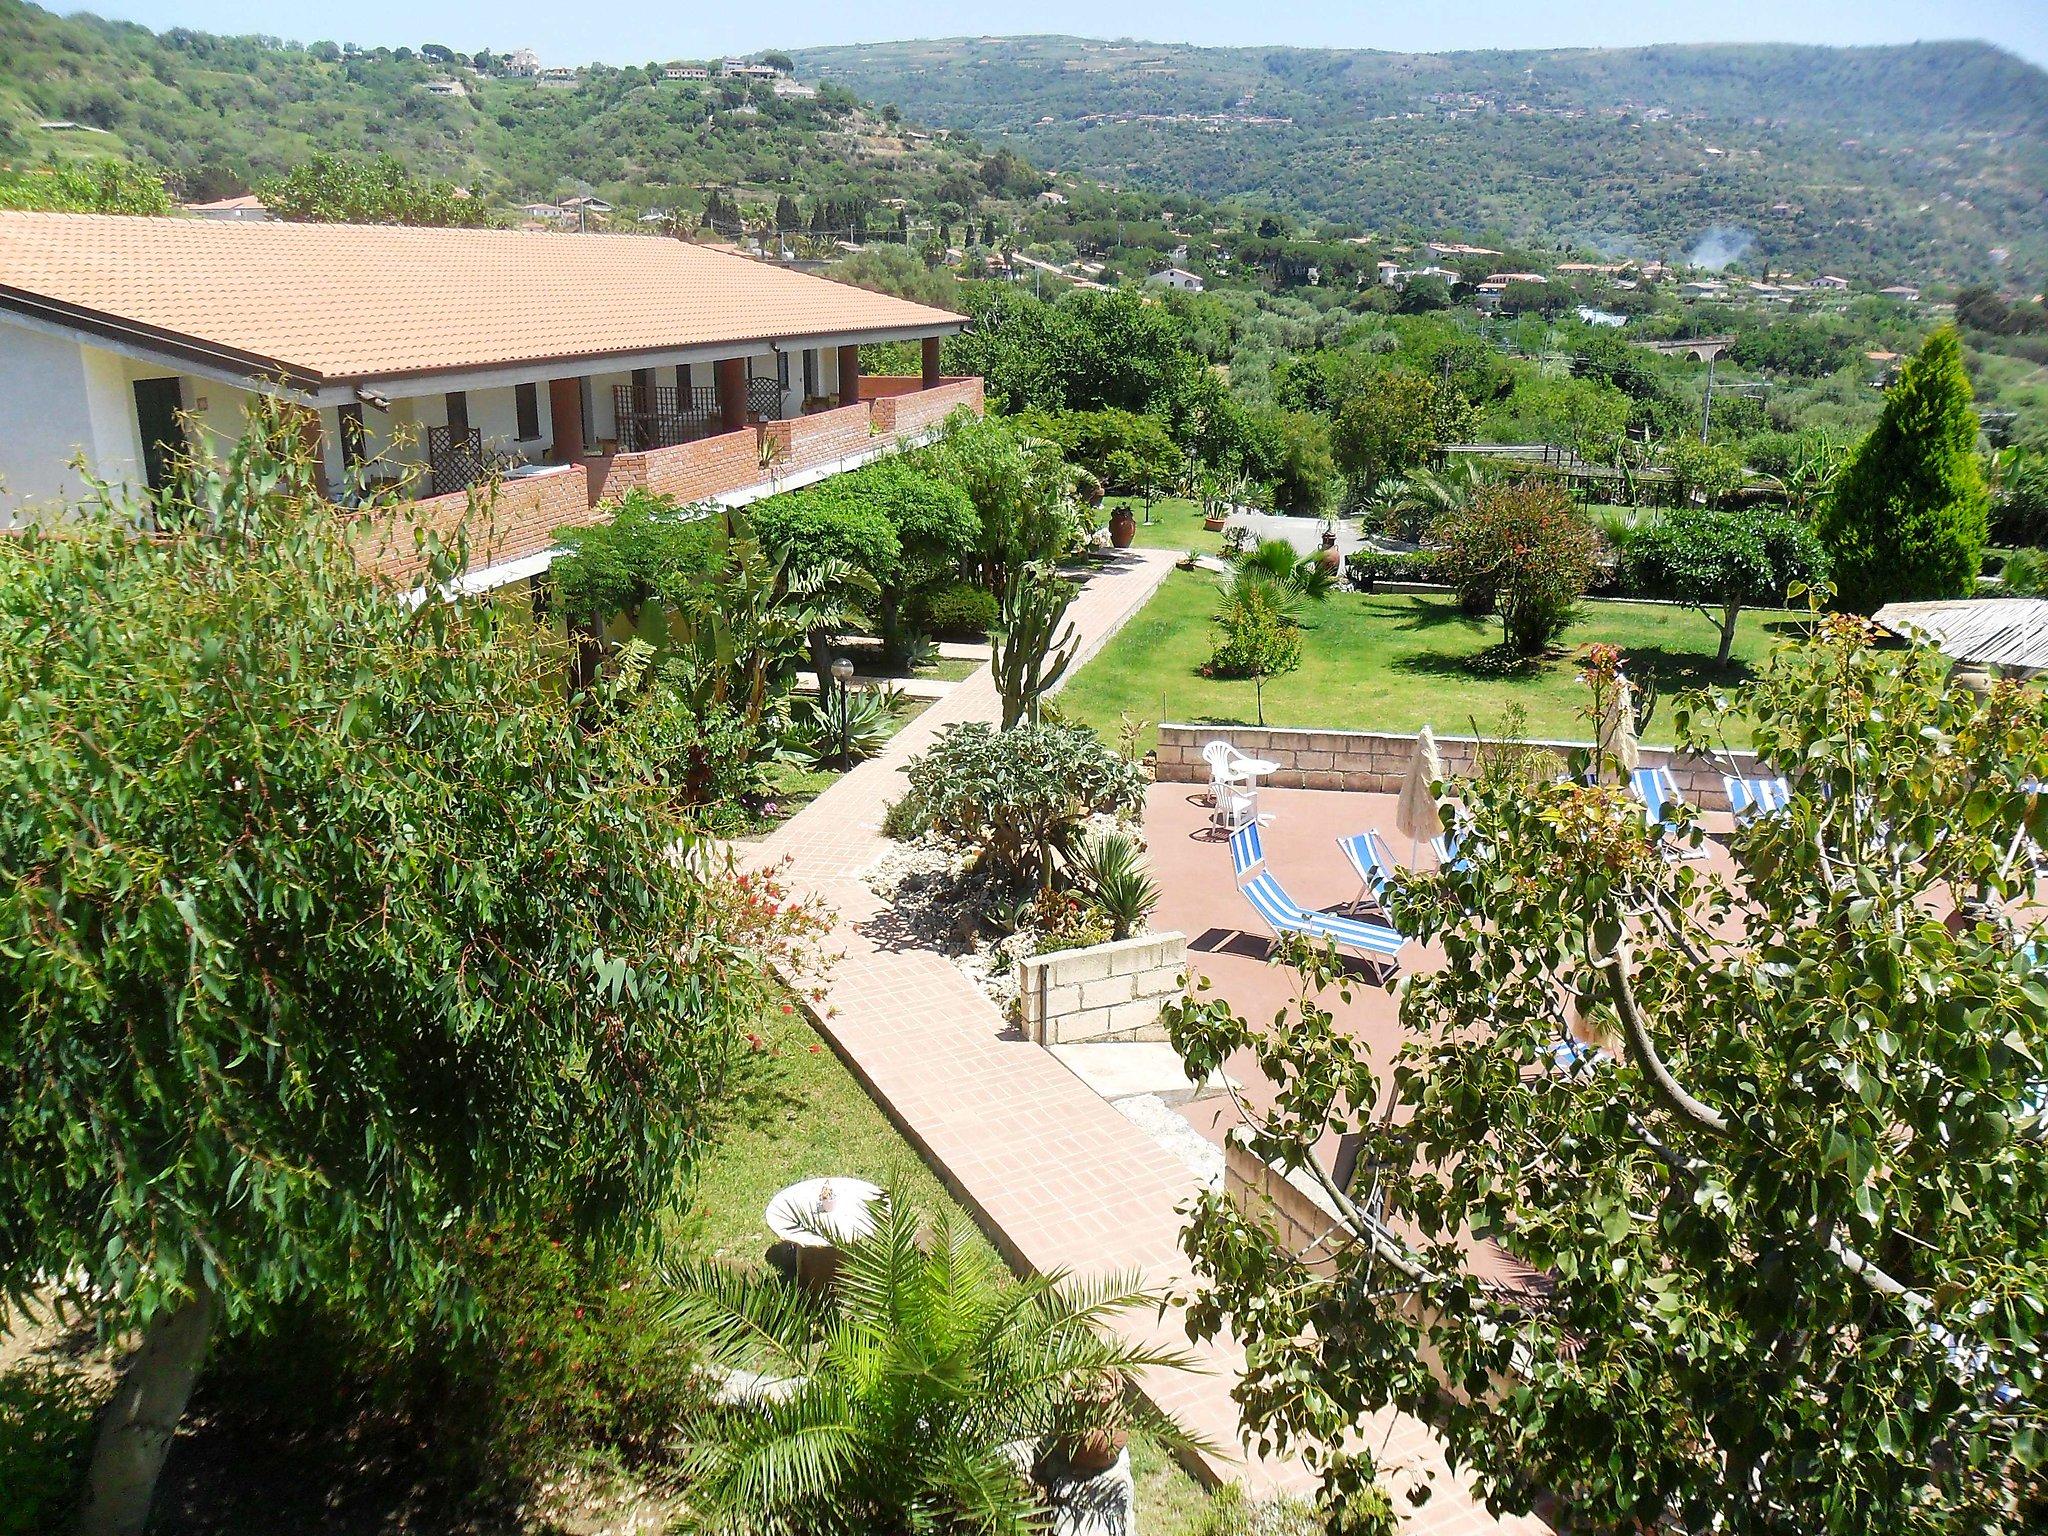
[0,288,965,407]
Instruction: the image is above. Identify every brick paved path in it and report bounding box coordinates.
[750,548,1546,1532]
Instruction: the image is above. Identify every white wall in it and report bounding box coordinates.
[0,320,142,524]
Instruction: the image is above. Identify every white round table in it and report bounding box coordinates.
[765,1178,884,1283]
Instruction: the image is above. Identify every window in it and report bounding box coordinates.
[444,391,469,434]
[515,382,540,440]
[776,350,790,390]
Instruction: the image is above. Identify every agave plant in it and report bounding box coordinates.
[781,683,904,770]
[1068,830,1161,941]
[663,1192,1203,1536]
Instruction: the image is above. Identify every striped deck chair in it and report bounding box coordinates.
[1336,828,1397,908]
[1230,825,1405,974]
[1723,774,1792,820]
[1631,766,1707,858]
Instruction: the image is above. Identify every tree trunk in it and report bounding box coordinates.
[1717,604,1739,667]
[75,1277,213,1536]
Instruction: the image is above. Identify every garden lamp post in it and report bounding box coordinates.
[830,656,856,770]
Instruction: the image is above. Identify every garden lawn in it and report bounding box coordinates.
[1060,571,1798,752]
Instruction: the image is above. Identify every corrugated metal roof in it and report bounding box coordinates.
[0,213,964,386]
[1873,598,2048,673]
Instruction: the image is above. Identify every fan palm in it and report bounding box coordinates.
[1237,535,1336,600]
[663,1192,1204,1536]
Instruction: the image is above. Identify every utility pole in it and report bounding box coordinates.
[1700,349,1716,443]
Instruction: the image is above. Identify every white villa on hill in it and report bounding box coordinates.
[0,214,978,585]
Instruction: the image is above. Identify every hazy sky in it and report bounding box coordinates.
[77,0,2048,69]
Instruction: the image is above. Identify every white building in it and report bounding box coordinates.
[1808,274,1851,291]
[771,79,818,100]
[721,60,783,80]
[502,48,540,76]
[663,65,709,81]
[1146,267,1205,293]
[535,66,580,87]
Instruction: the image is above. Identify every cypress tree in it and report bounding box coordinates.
[1816,326,1988,612]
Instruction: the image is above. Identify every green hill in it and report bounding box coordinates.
[0,0,999,220]
[788,35,2048,283]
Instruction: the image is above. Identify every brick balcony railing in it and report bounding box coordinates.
[382,377,981,587]
[361,462,593,585]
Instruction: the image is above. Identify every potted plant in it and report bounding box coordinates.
[1059,1372,1129,1475]
[1107,500,1137,548]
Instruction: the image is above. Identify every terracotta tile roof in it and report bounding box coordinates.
[0,213,965,386]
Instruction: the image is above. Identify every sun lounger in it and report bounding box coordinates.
[1336,829,1397,907]
[1230,825,1405,970]
[1723,774,1792,820]
[1631,766,1707,857]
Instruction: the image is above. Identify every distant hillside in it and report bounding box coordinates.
[0,0,996,218]
[790,35,2048,282]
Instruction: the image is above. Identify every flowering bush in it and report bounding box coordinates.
[1431,477,1601,656]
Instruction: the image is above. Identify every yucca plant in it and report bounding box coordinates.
[780,683,904,770]
[663,1192,1203,1536]
[1069,830,1161,941]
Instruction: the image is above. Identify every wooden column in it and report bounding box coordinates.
[838,344,862,408]
[547,378,584,463]
[920,335,942,389]
[716,357,748,432]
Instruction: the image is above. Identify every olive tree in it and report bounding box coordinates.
[0,418,783,1535]
[1164,619,2048,1534]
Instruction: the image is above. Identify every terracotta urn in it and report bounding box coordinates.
[1108,505,1137,548]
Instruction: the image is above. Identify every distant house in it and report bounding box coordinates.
[1146,267,1204,293]
[721,60,783,80]
[1485,272,1546,286]
[662,64,708,81]
[1879,284,1922,302]
[515,203,573,223]
[1808,274,1851,291]
[1680,280,1728,299]
[1576,306,1628,328]
[420,79,467,98]
[1038,190,1068,206]
[1376,258,1401,286]
[771,79,818,100]
[184,195,270,223]
[502,48,540,76]
[535,66,580,87]
[1423,241,1501,259]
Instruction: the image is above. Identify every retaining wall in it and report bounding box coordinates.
[606,426,763,503]
[1154,723,1759,812]
[1016,931,1187,1045]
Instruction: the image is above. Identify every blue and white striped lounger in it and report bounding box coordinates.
[1336,829,1397,906]
[1230,826,1405,970]
[1631,766,1707,857]
[1723,774,1792,820]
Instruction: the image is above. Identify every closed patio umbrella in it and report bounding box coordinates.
[1395,725,1443,865]
[1599,677,1641,784]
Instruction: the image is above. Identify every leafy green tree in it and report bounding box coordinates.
[0,417,770,1534]
[1330,367,1469,497]
[1625,504,1830,664]
[257,152,493,226]
[665,1191,1197,1536]
[932,413,1075,600]
[0,159,173,214]
[1206,572,1302,725]
[1164,622,2048,1535]
[1248,406,1337,515]
[1816,326,1990,612]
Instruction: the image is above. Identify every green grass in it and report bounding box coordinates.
[1109,495,1226,557]
[1060,572,1800,752]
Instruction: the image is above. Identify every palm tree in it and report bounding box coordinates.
[663,1193,1203,1536]
[1238,535,1336,600]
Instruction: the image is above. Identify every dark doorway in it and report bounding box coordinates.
[132,376,184,493]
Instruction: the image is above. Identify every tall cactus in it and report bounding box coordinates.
[992,564,1079,729]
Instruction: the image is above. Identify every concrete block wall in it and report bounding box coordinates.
[368,464,591,583]
[607,426,763,504]
[1017,931,1187,1045]
[1155,723,1760,812]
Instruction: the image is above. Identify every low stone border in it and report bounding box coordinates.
[1017,932,1187,1046]
[1156,724,1760,812]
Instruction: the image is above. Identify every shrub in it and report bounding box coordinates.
[1991,449,2048,548]
[1661,440,1748,509]
[894,721,1146,890]
[1344,547,1437,590]
[1028,889,1116,955]
[1432,478,1601,656]
[919,581,1000,637]
[625,671,778,830]
[1816,326,1989,612]
[1206,576,1302,725]
[551,490,713,621]
[0,1365,97,1535]
[1069,830,1162,941]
